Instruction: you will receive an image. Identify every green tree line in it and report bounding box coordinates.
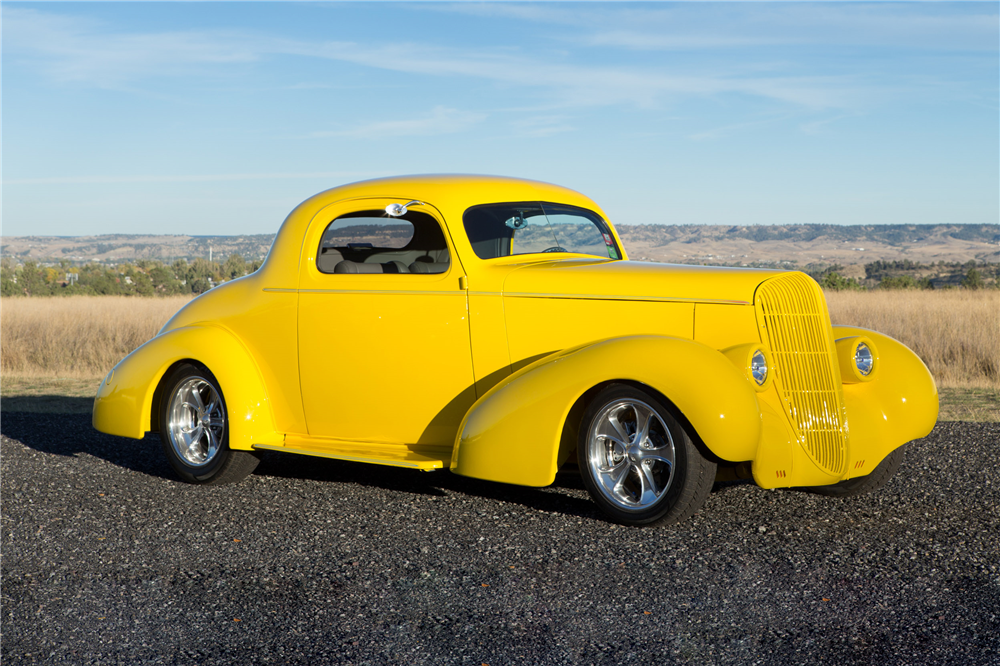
[818,263,994,291]
[0,255,262,297]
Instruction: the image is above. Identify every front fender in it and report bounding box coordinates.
[834,326,938,474]
[92,325,281,450]
[450,335,761,487]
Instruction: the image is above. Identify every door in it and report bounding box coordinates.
[296,198,475,448]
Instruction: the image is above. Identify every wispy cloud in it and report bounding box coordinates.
[6,4,994,118]
[689,115,791,142]
[438,3,1000,53]
[4,8,261,87]
[311,106,487,139]
[3,171,377,186]
[2,7,875,111]
[798,114,861,136]
[510,115,576,138]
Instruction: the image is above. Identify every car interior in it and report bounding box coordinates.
[317,210,451,275]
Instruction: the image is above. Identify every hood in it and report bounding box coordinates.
[501,258,788,305]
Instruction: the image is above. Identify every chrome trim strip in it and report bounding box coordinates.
[265,287,749,305]
[265,288,459,296]
[503,292,750,306]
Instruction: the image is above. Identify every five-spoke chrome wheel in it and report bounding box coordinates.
[585,399,675,511]
[578,384,716,526]
[166,376,226,467]
[158,363,260,485]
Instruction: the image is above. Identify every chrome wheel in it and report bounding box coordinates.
[585,398,676,511]
[166,376,226,467]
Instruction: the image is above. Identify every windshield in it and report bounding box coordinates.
[463,202,621,260]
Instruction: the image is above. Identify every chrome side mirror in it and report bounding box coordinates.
[505,214,528,229]
[385,200,424,217]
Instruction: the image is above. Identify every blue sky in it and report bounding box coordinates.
[2,2,997,236]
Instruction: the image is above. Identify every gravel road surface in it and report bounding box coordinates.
[2,413,998,665]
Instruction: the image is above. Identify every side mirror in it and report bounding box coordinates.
[505,215,527,229]
[385,200,424,217]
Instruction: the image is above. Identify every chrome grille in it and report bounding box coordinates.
[756,273,847,475]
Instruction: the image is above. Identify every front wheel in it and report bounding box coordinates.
[577,384,716,526]
[159,363,260,485]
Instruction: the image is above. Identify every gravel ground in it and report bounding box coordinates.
[2,414,998,666]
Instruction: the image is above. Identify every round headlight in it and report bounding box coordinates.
[855,343,874,376]
[750,349,768,386]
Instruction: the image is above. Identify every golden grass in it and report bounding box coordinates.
[825,289,999,389]
[1,295,192,380]
[2,290,996,400]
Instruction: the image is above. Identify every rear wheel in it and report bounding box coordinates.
[577,384,716,526]
[159,363,260,485]
[801,447,905,497]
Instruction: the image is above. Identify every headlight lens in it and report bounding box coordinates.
[855,343,874,376]
[750,349,768,385]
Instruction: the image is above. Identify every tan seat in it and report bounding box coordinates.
[334,260,409,274]
[408,261,449,274]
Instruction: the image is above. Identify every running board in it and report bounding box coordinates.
[252,438,449,471]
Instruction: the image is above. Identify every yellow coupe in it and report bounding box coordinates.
[93,175,938,526]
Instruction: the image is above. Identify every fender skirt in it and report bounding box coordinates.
[450,335,762,487]
[92,325,281,450]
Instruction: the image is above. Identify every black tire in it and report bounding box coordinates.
[801,446,905,497]
[158,362,260,485]
[577,384,716,526]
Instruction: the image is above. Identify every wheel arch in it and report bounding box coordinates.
[450,335,762,487]
[557,379,725,471]
[93,325,282,450]
[149,358,201,433]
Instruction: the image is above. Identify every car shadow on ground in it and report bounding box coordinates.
[2,406,747,522]
[1,407,604,520]
[3,400,742,522]
[254,450,603,520]
[1,409,177,481]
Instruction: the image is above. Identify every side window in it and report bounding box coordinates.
[316,210,451,274]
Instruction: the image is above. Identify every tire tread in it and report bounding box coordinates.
[198,450,261,486]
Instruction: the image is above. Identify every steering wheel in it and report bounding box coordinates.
[541,246,567,253]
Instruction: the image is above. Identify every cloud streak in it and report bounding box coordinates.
[4,171,378,186]
[311,106,487,139]
[439,3,1000,53]
[3,7,898,112]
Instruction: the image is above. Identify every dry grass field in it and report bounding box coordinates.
[824,289,999,389]
[1,291,997,421]
[1,295,192,379]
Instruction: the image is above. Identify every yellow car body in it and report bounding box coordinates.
[93,175,938,520]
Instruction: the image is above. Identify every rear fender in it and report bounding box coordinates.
[92,325,281,450]
[450,335,761,487]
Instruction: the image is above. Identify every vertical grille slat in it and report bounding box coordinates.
[757,273,846,475]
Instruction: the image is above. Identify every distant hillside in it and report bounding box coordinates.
[0,234,275,264]
[617,224,999,268]
[2,224,997,267]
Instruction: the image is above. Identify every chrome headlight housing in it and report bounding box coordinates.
[722,344,773,392]
[750,349,768,386]
[855,343,874,376]
[835,336,879,383]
